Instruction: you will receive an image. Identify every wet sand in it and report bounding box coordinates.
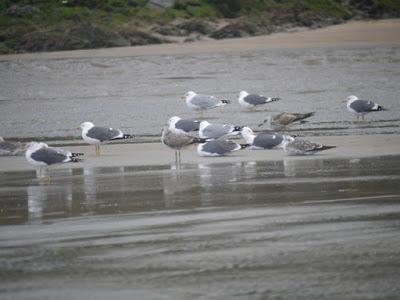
[1,148,400,299]
[1,20,399,139]
[1,19,399,61]
[1,134,399,172]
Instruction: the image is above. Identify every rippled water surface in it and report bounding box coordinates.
[1,45,400,142]
[1,155,400,299]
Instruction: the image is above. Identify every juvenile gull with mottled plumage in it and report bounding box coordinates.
[283,138,336,156]
[161,126,206,164]
[258,112,315,130]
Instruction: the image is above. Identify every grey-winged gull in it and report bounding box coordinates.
[79,121,134,156]
[161,126,206,165]
[258,112,315,130]
[25,142,83,178]
[0,137,25,156]
[199,121,242,140]
[197,139,249,157]
[238,90,280,110]
[168,116,200,134]
[283,138,336,156]
[241,127,294,149]
[344,95,384,120]
[182,91,230,117]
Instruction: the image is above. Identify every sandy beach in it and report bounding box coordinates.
[1,19,400,61]
[0,19,400,300]
[1,19,400,300]
[1,18,400,171]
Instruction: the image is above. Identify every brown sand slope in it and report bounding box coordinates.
[1,19,399,61]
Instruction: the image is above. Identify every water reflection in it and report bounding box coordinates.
[26,169,75,223]
[1,155,400,225]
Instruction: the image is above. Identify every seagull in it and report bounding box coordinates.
[344,95,384,120]
[0,137,25,156]
[161,126,206,165]
[168,116,200,134]
[238,90,280,110]
[79,121,134,156]
[25,142,83,178]
[283,138,336,156]
[181,91,230,117]
[199,121,242,139]
[258,112,315,130]
[197,139,249,157]
[241,127,294,149]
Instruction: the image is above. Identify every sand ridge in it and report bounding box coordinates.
[1,134,399,172]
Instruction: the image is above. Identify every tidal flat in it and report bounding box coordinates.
[0,20,400,299]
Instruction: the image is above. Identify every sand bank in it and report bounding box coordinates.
[1,19,399,61]
[1,134,399,172]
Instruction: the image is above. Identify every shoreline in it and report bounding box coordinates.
[1,134,399,172]
[1,19,399,61]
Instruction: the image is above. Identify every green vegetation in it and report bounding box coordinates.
[0,0,399,54]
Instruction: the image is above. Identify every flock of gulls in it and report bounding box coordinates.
[0,91,385,177]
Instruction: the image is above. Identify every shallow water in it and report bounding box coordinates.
[0,155,400,299]
[1,45,400,142]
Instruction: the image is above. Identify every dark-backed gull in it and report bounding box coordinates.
[25,142,83,178]
[241,127,294,150]
[79,121,133,156]
[238,90,280,110]
[344,95,384,120]
[0,137,24,156]
[197,139,249,157]
[168,116,200,134]
[181,91,230,117]
[199,121,242,139]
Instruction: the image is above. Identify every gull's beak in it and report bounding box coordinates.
[21,143,28,151]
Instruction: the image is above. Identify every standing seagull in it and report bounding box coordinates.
[168,116,200,134]
[241,127,294,149]
[344,95,384,120]
[199,121,242,139]
[283,138,335,156]
[79,121,134,156]
[238,90,280,110]
[161,126,206,165]
[258,112,315,130]
[25,142,83,178]
[0,137,25,156]
[181,91,230,118]
[197,139,249,157]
